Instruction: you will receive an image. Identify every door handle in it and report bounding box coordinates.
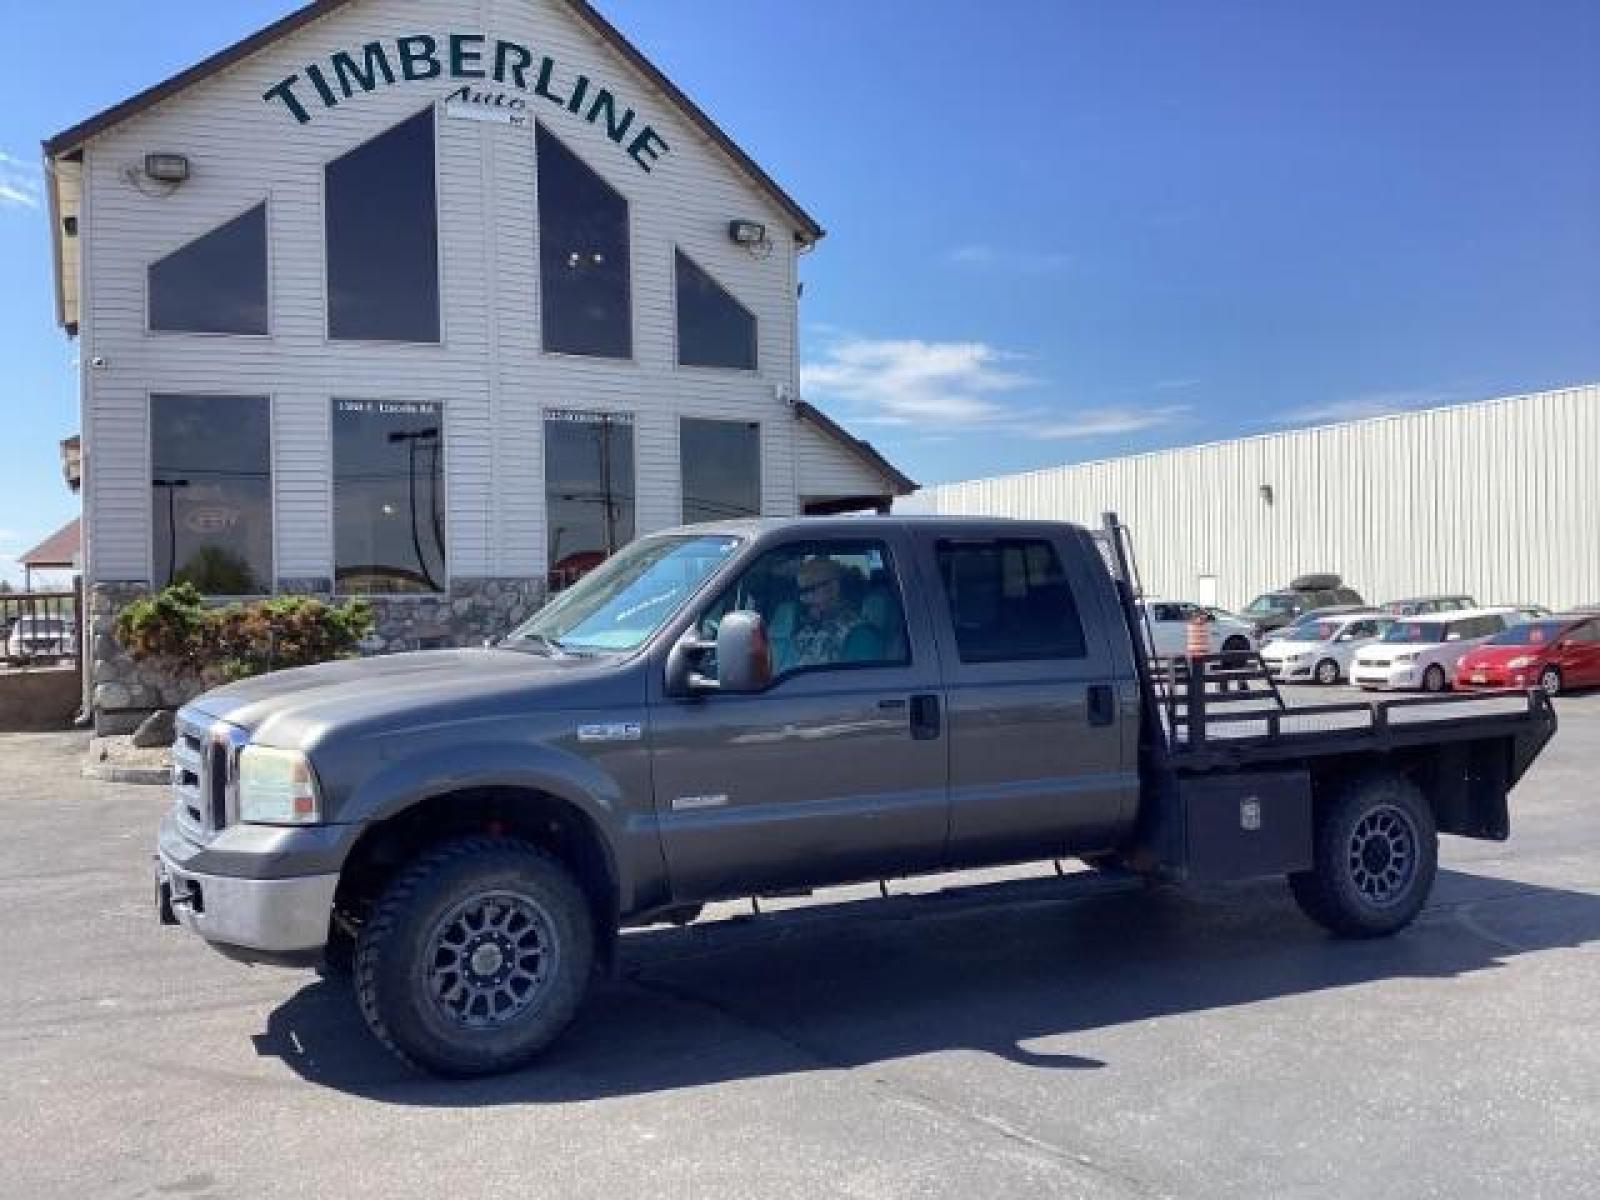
[909,694,941,741]
[1087,684,1116,727]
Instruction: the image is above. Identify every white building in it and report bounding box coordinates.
[904,383,1600,613]
[42,0,912,727]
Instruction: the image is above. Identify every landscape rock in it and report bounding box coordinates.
[131,709,177,749]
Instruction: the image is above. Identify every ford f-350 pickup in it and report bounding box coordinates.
[155,516,1556,1076]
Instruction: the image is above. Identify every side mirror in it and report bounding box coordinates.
[668,610,773,697]
[713,611,773,694]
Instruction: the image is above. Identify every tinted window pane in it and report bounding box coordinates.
[935,539,1087,663]
[700,540,909,678]
[151,395,272,594]
[326,109,439,342]
[676,250,756,370]
[149,205,268,335]
[682,419,760,524]
[333,400,446,594]
[538,124,631,358]
[545,410,635,588]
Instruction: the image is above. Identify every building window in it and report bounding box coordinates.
[545,410,634,588]
[148,204,269,335]
[537,124,631,359]
[333,400,446,594]
[681,419,761,524]
[675,250,756,370]
[326,109,440,342]
[150,394,272,594]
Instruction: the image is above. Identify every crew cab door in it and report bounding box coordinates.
[915,527,1138,867]
[648,531,948,901]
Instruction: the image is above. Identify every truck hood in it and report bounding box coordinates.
[184,647,618,745]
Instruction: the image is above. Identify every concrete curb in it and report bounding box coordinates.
[82,762,171,786]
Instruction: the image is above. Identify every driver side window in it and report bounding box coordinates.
[699,540,911,681]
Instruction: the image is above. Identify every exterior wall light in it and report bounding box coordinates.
[143,153,191,184]
[728,219,767,246]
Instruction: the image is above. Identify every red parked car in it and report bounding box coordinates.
[1454,614,1600,696]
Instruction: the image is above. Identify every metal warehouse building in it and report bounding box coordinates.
[903,383,1600,614]
[42,0,912,728]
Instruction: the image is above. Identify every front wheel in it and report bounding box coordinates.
[1538,666,1562,697]
[1314,658,1341,686]
[355,837,596,1077]
[1289,772,1438,937]
[1422,664,1447,693]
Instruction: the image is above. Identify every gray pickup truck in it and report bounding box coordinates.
[156,515,1557,1076]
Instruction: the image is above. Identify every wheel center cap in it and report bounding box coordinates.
[1362,840,1391,873]
[469,942,505,977]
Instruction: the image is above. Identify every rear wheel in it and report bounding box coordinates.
[1538,666,1562,697]
[1314,658,1341,685]
[354,837,595,1077]
[1289,772,1437,937]
[1422,664,1447,693]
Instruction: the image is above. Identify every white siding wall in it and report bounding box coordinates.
[793,418,892,502]
[908,385,1600,612]
[79,0,822,584]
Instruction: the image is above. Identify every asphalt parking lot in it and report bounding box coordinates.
[2,689,1597,1199]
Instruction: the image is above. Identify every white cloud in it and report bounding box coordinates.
[802,333,1192,447]
[946,243,1074,276]
[0,152,42,211]
[802,335,1035,426]
[1034,405,1193,440]
[1281,389,1459,425]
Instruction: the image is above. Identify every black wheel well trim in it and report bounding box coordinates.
[333,784,625,949]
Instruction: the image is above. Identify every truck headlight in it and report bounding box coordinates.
[238,745,322,825]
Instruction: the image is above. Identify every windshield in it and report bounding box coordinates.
[1381,621,1448,645]
[1289,620,1344,643]
[1244,594,1296,615]
[1487,620,1568,647]
[509,534,741,653]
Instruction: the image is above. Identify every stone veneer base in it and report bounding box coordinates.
[87,577,547,735]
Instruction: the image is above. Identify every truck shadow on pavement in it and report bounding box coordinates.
[255,866,1600,1103]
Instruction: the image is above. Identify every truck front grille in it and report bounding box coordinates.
[171,714,248,843]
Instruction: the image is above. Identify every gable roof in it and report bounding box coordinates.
[41,0,823,245]
[796,401,918,496]
[19,518,81,570]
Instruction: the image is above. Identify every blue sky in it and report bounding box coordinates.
[2,0,1598,578]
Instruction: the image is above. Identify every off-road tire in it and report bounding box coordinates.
[1315,658,1341,686]
[354,837,595,1077]
[1289,772,1438,938]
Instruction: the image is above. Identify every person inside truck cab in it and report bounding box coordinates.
[783,557,868,671]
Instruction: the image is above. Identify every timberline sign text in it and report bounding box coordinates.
[264,33,672,172]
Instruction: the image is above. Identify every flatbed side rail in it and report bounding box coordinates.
[1166,651,1555,752]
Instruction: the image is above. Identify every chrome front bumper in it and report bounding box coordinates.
[156,813,339,957]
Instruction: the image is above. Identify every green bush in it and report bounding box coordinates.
[115,586,374,682]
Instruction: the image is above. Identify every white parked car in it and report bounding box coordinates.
[1139,600,1257,660]
[1261,613,1393,685]
[5,616,76,662]
[1349,609,1516,693]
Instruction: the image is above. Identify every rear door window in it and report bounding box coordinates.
[935,539,1087,663]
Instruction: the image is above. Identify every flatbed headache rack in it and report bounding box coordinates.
[1095,513,1557,770]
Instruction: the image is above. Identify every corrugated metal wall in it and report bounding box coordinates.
[905,384,1600,611]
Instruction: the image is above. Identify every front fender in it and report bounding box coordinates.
[339,739,637,903]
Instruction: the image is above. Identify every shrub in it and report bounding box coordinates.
[115,586,374,683]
